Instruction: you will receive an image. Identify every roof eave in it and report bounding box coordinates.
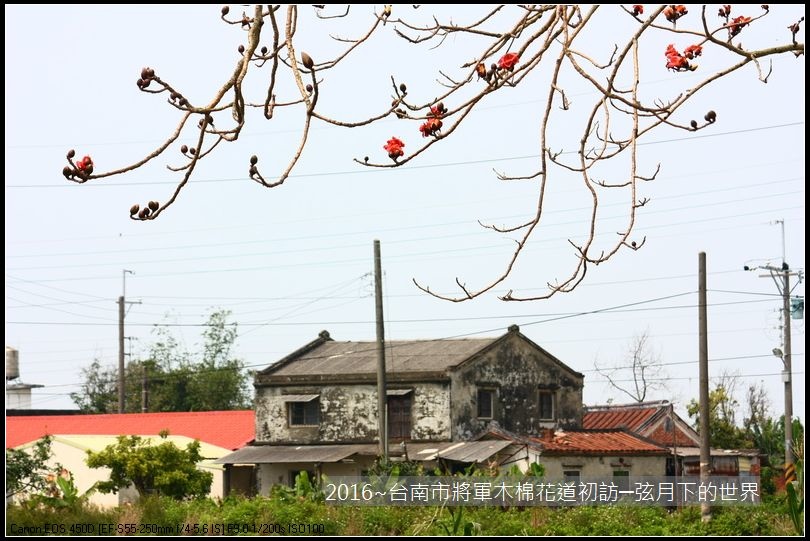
[255,371,450,387]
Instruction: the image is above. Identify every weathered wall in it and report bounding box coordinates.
[254,383,451,444]
[450,332,584,439]
[538,454,666,480]
[257,459,376,495]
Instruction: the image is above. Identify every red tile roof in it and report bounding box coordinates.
[6,410,254,450]
[531,429,668,455]
[583,404,663,431]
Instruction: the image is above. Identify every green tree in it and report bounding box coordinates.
[145,309,251,411]
[187,309,249,411]
[71,309,251,413]
[85,433,213,499]
[69,359,118,413]
[687,383,750,449]
[5,435,57,499]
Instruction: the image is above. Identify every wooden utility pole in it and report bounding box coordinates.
[374,240,388,461]
[698,252,711,522]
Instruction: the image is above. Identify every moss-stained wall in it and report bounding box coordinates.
[254,382,451,444]
[450,331,584,439]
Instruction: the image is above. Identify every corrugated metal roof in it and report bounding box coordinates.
[403,441,515,463]
[673,447,760,458]
[216,444,375,464]
[280,394,319,402]
[217,441,516,465]
[583,406,661,431]
[532,430,668,455]
[268,338,496,377]
[437,440,513,463]
[6,410,254,450]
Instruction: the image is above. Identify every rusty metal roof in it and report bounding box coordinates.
[268,338,497,377]
[582,402,668,431]
[215,444,375,464]
[532,429,668,455]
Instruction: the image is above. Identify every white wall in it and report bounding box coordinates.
[12,438,225,508]
[6,388,32,409]
[538,454,666,480]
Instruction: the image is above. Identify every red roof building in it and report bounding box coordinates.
[583,401,700,447]
[5,410,254,450]
[530,428,669,455]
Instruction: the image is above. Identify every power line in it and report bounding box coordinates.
[30,352,809,391]
[6,175,803,261]
[4,122,804,188]
[6,161,801,248]
[3,202,804,285]
[5,185,803,271]
[588,371,805,385]
[3,295,790,328]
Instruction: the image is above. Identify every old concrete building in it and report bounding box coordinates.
[219,325,585,493]
[252,324,584,444]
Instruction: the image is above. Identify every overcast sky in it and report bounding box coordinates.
[5,5,805,424]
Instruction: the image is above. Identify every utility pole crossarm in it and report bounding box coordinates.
[743,220,800,481]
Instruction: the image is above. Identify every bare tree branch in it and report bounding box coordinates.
[64,4,805,301]
[595,330,669,403]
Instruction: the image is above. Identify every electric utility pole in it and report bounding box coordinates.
[374,240,388,461]
[744,219,803,483]
[118,270,140,413]
[698,252,711,522]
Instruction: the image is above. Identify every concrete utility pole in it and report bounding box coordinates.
[744,220,802,482]
[118,269,136,413]
[373,240,389,461]
[118,294,125,413]
[141,364,149,413]
[698,252,711,522]
[781,266,794,479]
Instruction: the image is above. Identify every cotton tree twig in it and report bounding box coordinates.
[64,4,805,301]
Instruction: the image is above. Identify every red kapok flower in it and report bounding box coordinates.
[718,4,731,18]
[475,62,487,80]
[497,52,520,71]
[419,117,443,138]
[683,44,702,59]
[383,137,405,160]
[76,155,94,174]
[728,15,752,37]
[430,103,446,118]
[664,44,695,71]
[663,4,688,23]
[632,5,644,16]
